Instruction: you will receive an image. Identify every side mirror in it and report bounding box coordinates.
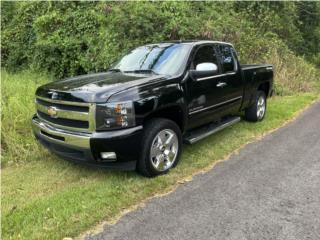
[196,62,218,72]
[189,62,218,80]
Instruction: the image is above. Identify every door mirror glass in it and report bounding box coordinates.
[196,62,218,72]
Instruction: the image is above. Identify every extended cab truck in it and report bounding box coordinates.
[32,41,273,177]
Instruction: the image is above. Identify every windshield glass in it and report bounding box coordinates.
[112,43,191,75]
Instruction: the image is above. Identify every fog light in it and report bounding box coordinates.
[100,152,117,160]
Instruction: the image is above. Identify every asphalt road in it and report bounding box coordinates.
[86,101,320,240]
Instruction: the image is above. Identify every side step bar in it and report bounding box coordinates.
[183,116,241,144]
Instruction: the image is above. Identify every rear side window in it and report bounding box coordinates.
[219,45,235,73]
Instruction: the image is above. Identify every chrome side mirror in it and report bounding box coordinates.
[189,62,219,81]
[196,62,218,72]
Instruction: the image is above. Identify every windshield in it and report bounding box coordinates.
[112,43,191,75]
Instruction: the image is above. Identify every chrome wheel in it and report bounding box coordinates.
[257,95,266,120]
[150,129,179,172]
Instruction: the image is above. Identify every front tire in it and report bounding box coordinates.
[245,91,267,122]
[137,118,182,177]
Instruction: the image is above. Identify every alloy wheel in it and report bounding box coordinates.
[150,129,179,171]
[257,95,266,120]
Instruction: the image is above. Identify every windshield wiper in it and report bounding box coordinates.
[124,69,158,74]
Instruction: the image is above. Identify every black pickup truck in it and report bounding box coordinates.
[32,40,273,177]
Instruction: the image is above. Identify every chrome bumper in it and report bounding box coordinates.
[32,116,91,149]
[32,115,143,170]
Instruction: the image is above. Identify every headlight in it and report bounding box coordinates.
[96,101,135,130]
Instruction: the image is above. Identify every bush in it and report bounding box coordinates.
[1,1,319,92]
[266,49,318,95]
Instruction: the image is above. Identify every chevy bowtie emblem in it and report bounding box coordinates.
[47,106,58,118]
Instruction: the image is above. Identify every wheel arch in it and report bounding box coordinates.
[143,105,186,133]
[258,82,270,97]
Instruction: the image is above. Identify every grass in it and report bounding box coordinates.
[1,70,319,239]
[1,70,52,165]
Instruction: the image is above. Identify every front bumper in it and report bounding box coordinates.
[32,115,143,170]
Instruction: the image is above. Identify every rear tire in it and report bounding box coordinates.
[245,91,267,122]
[137,118,182,177]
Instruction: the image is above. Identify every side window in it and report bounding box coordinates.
[192,46,218,70]
[219,46,235,73]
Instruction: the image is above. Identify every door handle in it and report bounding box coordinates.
[216,82,227,88]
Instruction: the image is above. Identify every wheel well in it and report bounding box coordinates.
[258,82,270,97]
[144,106,185,132]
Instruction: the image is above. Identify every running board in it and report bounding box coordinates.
[183,116,241,144]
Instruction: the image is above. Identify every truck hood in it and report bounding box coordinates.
[36,72,167,103]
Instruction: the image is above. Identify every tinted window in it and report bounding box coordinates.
[112,43,191,75]
[219,46,235,73]
[192,46,218,69]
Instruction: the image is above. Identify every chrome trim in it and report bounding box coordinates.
[32,116,91,149]
[36,96,90,106]
[37,104,89,121]
[185,117,241,144]
[241,65,273,70]
[88,103,96,131]
[36,115,91,133]
[189,96,242,115]
[216,82,227,88]
[197,72,236,81]
[36,96,96,132]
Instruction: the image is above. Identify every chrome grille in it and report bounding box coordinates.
[36,96,95,133]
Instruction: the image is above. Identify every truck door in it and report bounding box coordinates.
[215,45,243,113]
[186,44,229,128]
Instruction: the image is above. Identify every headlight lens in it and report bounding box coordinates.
[96,101,135,130]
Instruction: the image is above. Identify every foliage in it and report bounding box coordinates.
[1,71,51,165]
[1,2,319,79]
[235,2,303,52]
[265,48,319,95]
[295,2,320,60]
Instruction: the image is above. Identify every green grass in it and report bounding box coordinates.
[1,70,319,239]
[1,70,52,166]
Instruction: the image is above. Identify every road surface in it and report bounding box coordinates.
[86,101,320,240]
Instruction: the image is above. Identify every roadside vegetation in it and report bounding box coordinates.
[1,71,51,165]
[1,1,320,239]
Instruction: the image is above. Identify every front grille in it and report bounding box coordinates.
[37,112,89,128]
[37,98,89,112]
[36,97,95,132]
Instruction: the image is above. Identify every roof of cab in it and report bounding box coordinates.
[146,40,234,47]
